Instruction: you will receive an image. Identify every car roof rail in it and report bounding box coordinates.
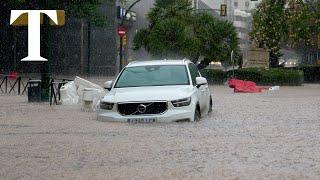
[182,58,190,63]
[127,61,137,66]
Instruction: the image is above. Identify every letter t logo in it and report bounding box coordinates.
[10,10,58,61]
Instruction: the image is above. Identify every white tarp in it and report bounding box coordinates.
[60,77,106,111]
[60,81,79,105]
[82,88,106,112]
[74,76,104,101]
[269,86,280,91]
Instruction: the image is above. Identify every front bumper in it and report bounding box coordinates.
[97,106,194,123]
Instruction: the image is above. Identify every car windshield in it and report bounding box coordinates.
[115,65,189,88]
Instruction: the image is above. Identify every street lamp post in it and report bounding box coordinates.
[231,50,235,78]
[87,22,91,76]
[118,0,142,71]
[41,0,51,102]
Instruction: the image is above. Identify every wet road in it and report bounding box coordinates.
[1,85,320,179]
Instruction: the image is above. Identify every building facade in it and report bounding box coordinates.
[197,0,262,62]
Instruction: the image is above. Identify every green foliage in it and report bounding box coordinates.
[203,68,304,86]
[133,0,240,65]
[299,65,320,83]
[193,12,240,64]
[148,0,193,26]
[250,0,287,67]
[285,0,310,45]
[250,0,320,66]
[227,68,263,82]
[200,69,226,84]
[260,69,303,86]
[134,18,195,58]
[133,29,149,50]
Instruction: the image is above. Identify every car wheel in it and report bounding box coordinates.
[208,97,212,113]
[194,106,201,122]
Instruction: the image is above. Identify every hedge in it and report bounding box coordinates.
[260,69,303,86]
[226,68,262,82]
[200,69,226,84]
[201,68,304,86]
[299,65,320,83]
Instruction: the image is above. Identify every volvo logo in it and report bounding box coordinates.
[137,104,147,114]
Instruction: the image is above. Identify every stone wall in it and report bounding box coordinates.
[245,48,270,68]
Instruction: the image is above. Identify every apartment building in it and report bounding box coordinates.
[197,0,262,60]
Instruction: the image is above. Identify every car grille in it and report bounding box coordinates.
[117,102,167,116]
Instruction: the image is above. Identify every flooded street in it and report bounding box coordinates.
[1,84,320,179]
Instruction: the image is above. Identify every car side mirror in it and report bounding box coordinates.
[103,80,114,91]
[196,77,207,88]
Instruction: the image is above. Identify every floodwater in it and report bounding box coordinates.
[1,84,320,179]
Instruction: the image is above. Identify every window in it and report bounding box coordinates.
[115,65,189,88]
[234,1,238,7]
[245,1,250,7]
[188,63,200,86]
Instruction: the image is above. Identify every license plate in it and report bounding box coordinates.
[127,118,157,123]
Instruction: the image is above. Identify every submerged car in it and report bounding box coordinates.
[97,59,212,123]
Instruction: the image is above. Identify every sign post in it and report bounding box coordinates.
[118,26,126,71]
[118,26,126,37]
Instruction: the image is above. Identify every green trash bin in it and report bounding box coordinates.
[28,80,42,102]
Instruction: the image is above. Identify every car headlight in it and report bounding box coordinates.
[100,101,114,110]
[171,97,191,107]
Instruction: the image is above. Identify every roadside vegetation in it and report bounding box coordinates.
[250,0,320,67]
[133,0,241,67]
[201,68,304,86]
[202,65,320,85]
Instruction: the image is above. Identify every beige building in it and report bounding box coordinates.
[196,0,262,63]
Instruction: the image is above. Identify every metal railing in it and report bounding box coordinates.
[0,74,29,95]
[1,74,72,106]
[50,78,72,105]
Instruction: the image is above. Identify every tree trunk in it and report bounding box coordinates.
[191,52,200,64]
[269,51,279,68]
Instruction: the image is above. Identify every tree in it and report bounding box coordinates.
[296,0,320,63]
[250,0,287,67]
[285,0,313,47]
[250,0,320,66]
[192,12,240,67]
[134,17,197,59]
[133,0,195,59]
[133,0,240,68]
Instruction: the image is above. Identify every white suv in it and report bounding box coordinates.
[97,59,212,123]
